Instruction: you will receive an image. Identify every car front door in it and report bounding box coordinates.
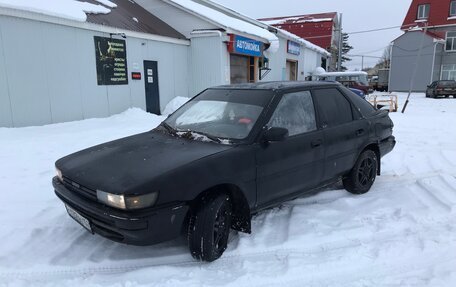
[312,88,369,181]
[255,90,325,208]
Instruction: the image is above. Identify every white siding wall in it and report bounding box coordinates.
[303,48,321,78]
[0,15,189,127]
[188,34,229,95]
[261,37,325,82]
[0,20,13,127]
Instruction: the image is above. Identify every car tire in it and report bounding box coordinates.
[343,150,378,195]
[188,193,232,262]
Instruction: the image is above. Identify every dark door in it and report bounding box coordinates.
[144,60,160,115]
[312,88,369,181]
[256,90,325,208]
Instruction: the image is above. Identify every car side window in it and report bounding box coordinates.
[267,91,317,136]
[313,88,354,128]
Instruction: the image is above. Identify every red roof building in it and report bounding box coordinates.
[402,0,456,30]
[259,12,339,70]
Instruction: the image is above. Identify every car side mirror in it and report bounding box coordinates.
[263,127,288,142]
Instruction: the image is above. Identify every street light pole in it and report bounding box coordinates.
[338,13,343,71]
[402,22,428,113]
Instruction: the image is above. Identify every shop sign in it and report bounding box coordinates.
[94,36,128,85]
[229,35,263,57]
[287,40,301,55]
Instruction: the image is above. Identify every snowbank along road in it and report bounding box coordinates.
[0,93,455,287]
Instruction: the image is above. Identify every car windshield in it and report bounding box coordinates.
[164,89,273,140]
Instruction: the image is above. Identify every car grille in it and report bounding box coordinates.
[62,177,98,201]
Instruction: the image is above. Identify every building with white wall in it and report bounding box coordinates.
[0,0,330,127]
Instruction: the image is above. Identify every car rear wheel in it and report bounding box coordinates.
[343,150,378,194]
[188,193,232,262]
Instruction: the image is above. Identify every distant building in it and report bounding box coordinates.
[258,13,340,71]
[390,0,456,92]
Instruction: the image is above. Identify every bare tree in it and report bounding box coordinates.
[377,47,391,69]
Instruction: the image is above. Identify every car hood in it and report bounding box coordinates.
[56,130,233,195]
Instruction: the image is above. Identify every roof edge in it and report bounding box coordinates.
[0,6,190,45]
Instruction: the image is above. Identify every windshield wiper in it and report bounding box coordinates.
[161,122,177,136]
[183,130,221,143]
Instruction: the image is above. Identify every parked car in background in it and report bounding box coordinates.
[53,82,395,262]
[370,69,390,92]
[315,71,372,94]
[426,80,456,98]
[349,88,366,99]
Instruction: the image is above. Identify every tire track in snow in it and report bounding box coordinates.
[416,177,455,213]
[0,213,422,281]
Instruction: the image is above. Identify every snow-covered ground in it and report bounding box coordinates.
[1,93,456,287]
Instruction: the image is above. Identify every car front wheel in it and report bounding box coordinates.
[343,150,378,194]
[188,193,232,262]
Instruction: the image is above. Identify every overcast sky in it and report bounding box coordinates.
[215,0,412,70]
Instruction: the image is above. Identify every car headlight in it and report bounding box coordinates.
[96,190,159,210]
[56,168,63,182]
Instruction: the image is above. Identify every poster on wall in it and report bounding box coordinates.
[94,36,128,85]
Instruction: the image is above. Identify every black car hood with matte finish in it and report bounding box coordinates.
[56,130,233,195]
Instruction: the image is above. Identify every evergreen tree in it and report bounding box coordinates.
[338,33,353,71]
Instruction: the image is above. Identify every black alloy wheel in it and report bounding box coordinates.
[343,150,378,194]
[188,193,232,262]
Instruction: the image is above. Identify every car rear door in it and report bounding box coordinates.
[255,90,325,208]
[312,87,369,181]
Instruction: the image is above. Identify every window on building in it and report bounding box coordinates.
[441,64,456,80]
[417,4,430,19]
[446,32,456,51]
[451,1,456,16]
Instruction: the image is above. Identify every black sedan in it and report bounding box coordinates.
[426,80,456,98]
[53,82,395,262]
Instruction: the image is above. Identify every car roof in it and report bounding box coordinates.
[210,81,341,91]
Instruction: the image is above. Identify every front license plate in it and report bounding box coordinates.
[65,204,92,233]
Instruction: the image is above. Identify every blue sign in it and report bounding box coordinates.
[230,35,263,57]
[287,40,301,55]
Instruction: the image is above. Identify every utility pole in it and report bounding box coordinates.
[402,22,427,113]
[361,56,364,70]
[337,13,343,71]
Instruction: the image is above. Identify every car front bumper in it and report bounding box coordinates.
[53,177,189,246]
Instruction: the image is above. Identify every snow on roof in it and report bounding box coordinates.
[167,0,279,48]
[317,71,368,77]
[259,12,337,26]
[262,17,333,26]
[0,0,111,22]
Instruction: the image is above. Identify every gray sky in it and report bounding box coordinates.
[215,0,412,70]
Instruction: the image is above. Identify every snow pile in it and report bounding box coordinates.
[0,94,456,286]
[162,96,189,115]
[169,0,279,52]
[0,0,111,22]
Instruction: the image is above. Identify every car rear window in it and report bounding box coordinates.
[339,86,376,117]
[313,88,353,127]
[438,81,456,87]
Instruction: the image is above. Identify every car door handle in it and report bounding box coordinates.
[356,129,365,136]
[311,139,322,148]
